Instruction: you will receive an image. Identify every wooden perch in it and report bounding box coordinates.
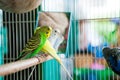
[0,27,64,76]
[0,54,53,76]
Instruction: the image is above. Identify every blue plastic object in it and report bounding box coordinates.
[42,59,60,80]
[0,27,7,80]
[87,42,109,58]
[0,10,7,80]
[111,18,120,25]
[66,20,79,57]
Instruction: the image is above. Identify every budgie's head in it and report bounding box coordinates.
[103,47,112,59]
[102,47,118,67]
[103,47,118,59]
[103,47,120,75]
[35,26,52,38]
[103,47,117,64]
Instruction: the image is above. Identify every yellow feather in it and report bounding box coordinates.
[42,39,73,80]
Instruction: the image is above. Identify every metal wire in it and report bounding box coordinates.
[3,9,39,80]
[1,0,120,80]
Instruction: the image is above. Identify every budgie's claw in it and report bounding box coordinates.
[42,54,48,57]
[35,54,48,62]
[35,56,41,62]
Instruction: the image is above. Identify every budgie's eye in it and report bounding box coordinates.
[55,30,57,32]
[48,28,50,30]
[112,54,116,59]
[46,32,48,34]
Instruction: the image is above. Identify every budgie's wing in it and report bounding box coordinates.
[42,39,61,62]
[17,34,42,60]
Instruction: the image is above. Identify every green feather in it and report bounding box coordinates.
[16,26,52,60]
[26,34,47,58]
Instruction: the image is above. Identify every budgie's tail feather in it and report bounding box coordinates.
[15,52,26,61]
[43,40,73,80]
[57,59,73,80]
[16,52,33,61]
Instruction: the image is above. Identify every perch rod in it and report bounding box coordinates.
[0,54,52,76]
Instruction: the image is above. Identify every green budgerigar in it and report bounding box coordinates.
[16,26,52,60]
[17,26,73,80]
[41,28,73,80]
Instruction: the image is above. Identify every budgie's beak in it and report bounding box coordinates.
[48,26,52,31]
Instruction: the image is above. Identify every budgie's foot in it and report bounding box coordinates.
[35,56,41,62]
[35,54,48,62]
[42,53,48,57]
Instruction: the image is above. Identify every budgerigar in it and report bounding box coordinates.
[16,26,52,60]
[39,28,73,80]
[17,26,73,80]
[102,47,120,75]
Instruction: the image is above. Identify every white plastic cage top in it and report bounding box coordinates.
[42,0,120,20]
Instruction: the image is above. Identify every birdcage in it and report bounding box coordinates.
[0,0,120,80]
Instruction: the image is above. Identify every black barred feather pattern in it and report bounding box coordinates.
[16,34,41,60]
[16,26,52,60]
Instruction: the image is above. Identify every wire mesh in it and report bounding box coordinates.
[2,9,41,80]
[0,0,120,80]
[74,19,120,80]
